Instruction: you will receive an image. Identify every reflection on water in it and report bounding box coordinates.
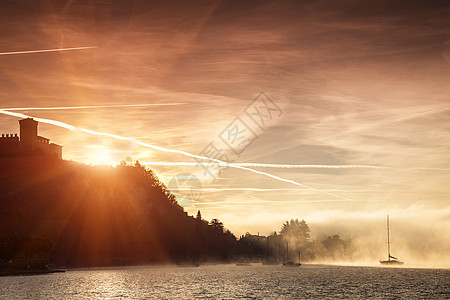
[0,265,448,299]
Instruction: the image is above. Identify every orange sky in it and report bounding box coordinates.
[0,0,449,266]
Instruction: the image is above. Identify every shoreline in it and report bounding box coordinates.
[0,269,65,277]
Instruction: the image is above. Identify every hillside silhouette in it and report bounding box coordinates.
[0,157,238,269]
[0,156,355,272]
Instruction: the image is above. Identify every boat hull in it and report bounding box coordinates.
[282,262,301,267]
[380,260,404,266]
[177,262,200,267]
[235,263,252,266]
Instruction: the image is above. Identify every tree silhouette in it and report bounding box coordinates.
[280,219,311,246]
[209,218,224,231]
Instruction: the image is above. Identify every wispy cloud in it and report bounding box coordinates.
[2,103,186,111]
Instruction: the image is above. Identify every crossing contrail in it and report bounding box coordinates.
[0,109,354,202]
[0,46,97,56]
[139,161,389,169]
[169,187,450,193]
[230,163,388,169]
[170,188,310,192]
[184,199,352,207]
[3,103,186,111]
[139,162,450,172]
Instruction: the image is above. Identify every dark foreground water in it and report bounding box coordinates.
[0,264,449,299]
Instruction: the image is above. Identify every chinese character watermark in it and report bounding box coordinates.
[170,91,283,206]
[196,141,232,181]
[197,91,283,182]
[219,117,258,156]
[244,91,283,130]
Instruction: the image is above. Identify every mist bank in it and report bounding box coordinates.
[231,209,450,268]
[311,212,450,269]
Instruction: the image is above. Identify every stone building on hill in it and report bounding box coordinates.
[0,118,62,159]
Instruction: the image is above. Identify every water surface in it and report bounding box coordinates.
[0,264,448,299]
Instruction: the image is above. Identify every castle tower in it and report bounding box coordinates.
[0,118,62,159]
[19,118,38,147]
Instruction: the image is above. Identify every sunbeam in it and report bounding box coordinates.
[0,109,354,202]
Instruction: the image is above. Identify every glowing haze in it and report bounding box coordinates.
[0,0,449,267]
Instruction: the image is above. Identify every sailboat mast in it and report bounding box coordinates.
[286,242,288,260]
[387,215,390,260]
[184,218,188,263]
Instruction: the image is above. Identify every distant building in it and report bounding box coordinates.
[0,118,62,159]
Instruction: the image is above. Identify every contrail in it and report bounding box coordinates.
[139,162,450,172]
[170,188,450,194]
[186,199,352,207]
[232,163,389,169]
[141,162,209,166]
[170,188,310,192]
[0,109,353,202]
[3,103,186,111]
[0,110,75,130]
[139,161,389,169]
[0,46,97,56]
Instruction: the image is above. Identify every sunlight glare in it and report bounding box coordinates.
[87,146,117,166]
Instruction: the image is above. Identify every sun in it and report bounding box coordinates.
[87,146,117,166]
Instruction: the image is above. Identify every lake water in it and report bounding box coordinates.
[0,264,449,299]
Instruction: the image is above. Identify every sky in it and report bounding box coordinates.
[0,0,449,266]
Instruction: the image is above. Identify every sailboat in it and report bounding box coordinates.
[380,215,404,266]
[282,242,301,267]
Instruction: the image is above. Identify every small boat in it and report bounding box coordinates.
[235,262,252,266]
[282,261,301,267]
[0,269,65,277]
[380,215,404,266]
[282,242,301,267]
[177,261,200,268]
